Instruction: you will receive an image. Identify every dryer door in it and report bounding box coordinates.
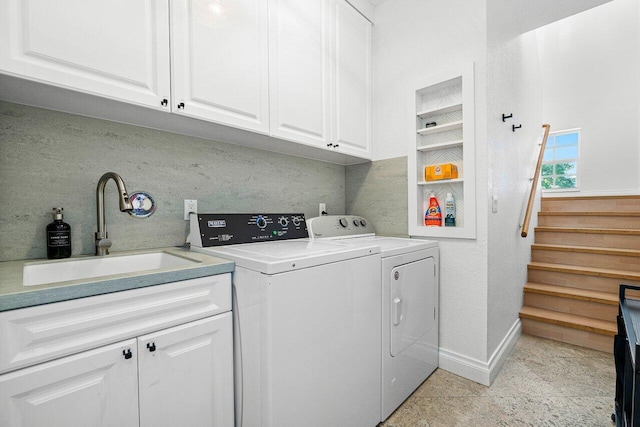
[390,257,436,357]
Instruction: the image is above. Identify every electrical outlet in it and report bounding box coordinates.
[319,203,326,217]
[184,199,197,220]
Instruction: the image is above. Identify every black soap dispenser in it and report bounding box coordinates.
[46,207,72,259]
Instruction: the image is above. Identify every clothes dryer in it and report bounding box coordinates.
[307,215,439,422]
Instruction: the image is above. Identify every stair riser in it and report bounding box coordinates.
[521,319,613,353]
[531,249,640,272]
[535,231,640,249]
[538,215,640,229]
[523,293,616,322]
[527,269,640,294]
[542,197,640,212]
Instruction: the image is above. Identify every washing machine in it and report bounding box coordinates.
[189,213,382,427]
[307,215,439,422]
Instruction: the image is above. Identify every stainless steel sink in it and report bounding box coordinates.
[23,251,199,286]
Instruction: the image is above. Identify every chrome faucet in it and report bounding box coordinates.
[95,172,133,256]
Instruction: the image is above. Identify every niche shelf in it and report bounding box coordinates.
[407,64,476,239]
[417,120,463,135]
[417,140,464,152]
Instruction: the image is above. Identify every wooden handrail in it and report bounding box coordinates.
[521,124,551,238]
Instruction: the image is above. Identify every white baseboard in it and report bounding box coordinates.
[438,319,521,386]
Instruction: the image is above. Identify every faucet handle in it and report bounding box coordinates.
[96,237,112,256]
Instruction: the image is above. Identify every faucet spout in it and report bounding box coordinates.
[95,172,133,256]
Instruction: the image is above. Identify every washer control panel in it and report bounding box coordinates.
[307,215,375,238]
[191,213,307,247]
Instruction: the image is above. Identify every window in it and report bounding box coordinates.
[541,129,579,190]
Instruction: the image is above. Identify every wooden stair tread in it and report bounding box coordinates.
[539,211,640,217]
[524,282,617,305]
[528,195,640,351]
[542,195,640,202]
[535,226,640,235]
[519,306,616,335]
[531,243,640,257]
[528,262,640,281]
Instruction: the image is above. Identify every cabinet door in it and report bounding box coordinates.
[269,0,331,147]
[138,313,234,427]
[0,0,171,110]
[331,0,372,158]
[0,339,138,427]
[171,0,270,133]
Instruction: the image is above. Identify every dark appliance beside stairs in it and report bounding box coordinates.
[614,284,640,426]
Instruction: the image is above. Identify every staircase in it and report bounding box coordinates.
[519,195,640,353]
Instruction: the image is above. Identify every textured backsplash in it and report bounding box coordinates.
[0,101,345,261]
[345,156,408,237]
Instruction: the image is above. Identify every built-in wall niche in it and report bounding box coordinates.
[408,64,476,239]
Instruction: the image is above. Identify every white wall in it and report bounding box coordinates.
[482,0,621,378]
[372,0,491,374]
[372,0,486,161]
[536,0,640,195]
[485,7,544,370]
[372,0,625,384]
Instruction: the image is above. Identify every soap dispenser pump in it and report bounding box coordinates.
[47,207,71,259]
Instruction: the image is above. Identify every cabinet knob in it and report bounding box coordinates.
[178,102,185,109]
[326,143,333,147]
[333,144,339,148]
[147,342,156,352]
[122,349,133,359]
[161,98,168,107]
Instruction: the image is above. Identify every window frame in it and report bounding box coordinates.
[541,128,581,193]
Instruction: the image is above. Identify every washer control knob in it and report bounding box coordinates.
[360,219,367,227]
[353,219,359,227]
[256,216,267,229]
[338,217,348,228]
[292,216,302,227]
[279,217,289,227]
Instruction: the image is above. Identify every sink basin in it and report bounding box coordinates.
[23,251,199,286]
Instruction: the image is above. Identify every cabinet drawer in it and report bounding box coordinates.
[0,274,231,374]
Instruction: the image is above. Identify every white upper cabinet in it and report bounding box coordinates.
[268,0,372,157]
[0,0,171,110]
[331,0,372,158]
[170,0,270,133]
[0,0,371,161]
[268,0,330,147]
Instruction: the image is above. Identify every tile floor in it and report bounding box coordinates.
[381,334,616,427]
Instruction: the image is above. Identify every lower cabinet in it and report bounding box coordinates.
[0,273,233,426]
[0,313,233,427]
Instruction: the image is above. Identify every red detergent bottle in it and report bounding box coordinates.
[424,194,442,227]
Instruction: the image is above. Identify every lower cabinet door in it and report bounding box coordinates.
[0,339,139,427]
[137,313,234,427]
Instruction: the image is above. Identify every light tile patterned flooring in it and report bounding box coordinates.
[381,334,616,427]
